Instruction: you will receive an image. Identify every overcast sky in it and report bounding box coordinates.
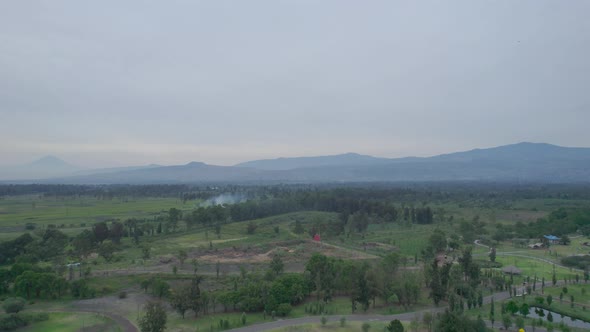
[1,1,589,168]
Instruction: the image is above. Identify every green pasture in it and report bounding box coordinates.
[0,195,186,229]
[19,311,120,332]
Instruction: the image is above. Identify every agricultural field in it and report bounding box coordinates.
[0,195,187,241]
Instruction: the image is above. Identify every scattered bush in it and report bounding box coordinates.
[276,303,292,317]
[561,255,590,270]
[0,312,48,331]
[2,297,25,314]
[246,222,257,235]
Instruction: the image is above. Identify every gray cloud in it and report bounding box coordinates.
[1,0,589,167]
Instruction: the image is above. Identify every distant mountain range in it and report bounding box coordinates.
[2,142,590,184]
[0,155,81,180]
[234,152,394,170]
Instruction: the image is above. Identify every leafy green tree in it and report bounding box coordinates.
[266,274,308,312]
[362,322,371,332]
[489,298,495,327]
[92,222,110,243]
[270,254,284,276]
[393,272,421,310]
[476,315,486,332]
[169,287,191,318]
[142,246,151,259]
[246,221,257,234]
[98,240,116,262]
[386,319,404,332]
[189,276,203,316]
[276,303,292,317]
[382,252,401,284]
[519,303,530,317]
[305,253,335,302]
[151,279,170,298]
[429,259,444,305]
[138,301,167,332]
[353,266,371,312]
[177,249,187,267]
[109,221,125,244]
[428,229,447,253]
[502,314,512,330]
[506,300,519,315]
[72,230,96,259]
[168,208,182,232]
[516,316,525,329]
[0,270,11,295]
[489,247,496,262]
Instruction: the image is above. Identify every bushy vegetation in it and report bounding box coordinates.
[0,312,49,331]
[561,255,590,270]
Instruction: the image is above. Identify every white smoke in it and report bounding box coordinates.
[201,193,246,207]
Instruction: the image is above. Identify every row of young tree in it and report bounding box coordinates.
[489,207,590,243]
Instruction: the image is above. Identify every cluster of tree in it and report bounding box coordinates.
[561,255,590,270]
[0,234,35,265]
[0,297,49,332]
[492,207,590,241]
[159,251,423,321]
[0,229,69,265]
[0,184,218,199]
[4,182,590,204]
[0,263,96,300]
[427,246,482,309]
[181,194,438,240]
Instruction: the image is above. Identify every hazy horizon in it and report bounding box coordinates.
[1,141,589,170]
[2,1,589,168]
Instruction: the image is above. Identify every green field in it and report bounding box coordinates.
[19,312,120,332]
[0,195,186,231]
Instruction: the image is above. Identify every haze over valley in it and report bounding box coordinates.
[1,1,589,332]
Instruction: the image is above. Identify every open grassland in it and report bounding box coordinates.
[493,255,577,284]
[19,311,120,332]
[89,211,348,273]
[269,321,390,332]
[0,195,186,232]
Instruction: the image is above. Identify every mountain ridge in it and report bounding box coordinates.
[3,142,590,184]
